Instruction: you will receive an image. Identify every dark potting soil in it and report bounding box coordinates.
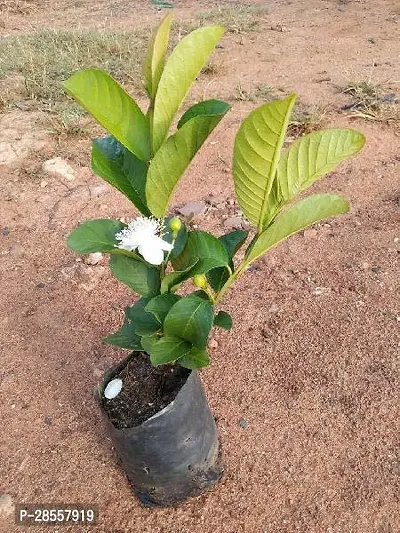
[102,352,190,430]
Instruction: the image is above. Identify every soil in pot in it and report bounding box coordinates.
[102,352,190,429]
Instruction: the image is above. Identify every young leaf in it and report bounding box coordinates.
[146,112,229,218]
[145,294,181,323]
[67,219,124,253]
[179,347,210,369]
[103,320,143,350]
[233,94,296,232]
[92,137,151,216]
[126,298,161,336]
[277,128,366,202]
[160,260,199,294]
[141,334,160,354]
[152,25,225,152]
[63,69,151,161]
[143,13,172,99]
[206,229,248,292]
[163,216,188,259]
[214,310,233,330]
[110,255,161,297]
[164,294,214,349]
[244,193,349,267]
[149,336,193,366]
[177,99,230,129]
[172,231,229,276]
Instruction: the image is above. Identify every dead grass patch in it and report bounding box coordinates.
[198,2,268,34]
[287,103,328,138]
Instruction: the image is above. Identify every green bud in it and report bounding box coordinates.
[193,274,207,289]
[168,217,182,234]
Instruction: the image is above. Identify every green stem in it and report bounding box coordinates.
[214,263,246,305]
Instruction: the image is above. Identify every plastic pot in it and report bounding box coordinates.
[95,354,223,507]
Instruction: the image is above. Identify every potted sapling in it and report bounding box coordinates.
[65,14,365,507]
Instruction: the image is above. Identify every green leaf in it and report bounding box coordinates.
[206,229,248,292]
[92,137,151,216]
[146,111,229,218]
[177,99,230,129]
[163,216,188,259]
[160,260,199,294]
[63,69,151,161]
[110,255,161,296]
[145,294,181,323]
[277,128,366,202]
[173,231,229,276]
[143,13,172,99]
[244,193,350,267]
[149,336,193,366]
[103,319,143,350]
[233,94,296,232]
[141,334,160,354]
[67,219,124,253]
[164,294,214,349]
[152,25,225,152]
[214,310,232,330]
[126,298,161,336]
[179,347,210,369]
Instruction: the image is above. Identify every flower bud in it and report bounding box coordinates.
[193,274,207,289]
[168,217,182,234]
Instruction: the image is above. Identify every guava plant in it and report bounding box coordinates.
[65,14,365,372]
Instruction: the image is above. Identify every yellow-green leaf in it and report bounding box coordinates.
[143,13,172,99]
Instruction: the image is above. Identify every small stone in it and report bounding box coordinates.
[177,201,206,218]
[89,183,110,198]
[371,266,381,273]
[313,287,330,296]
[9,242,24,257]
[228,199,235,206]
[238,418,249,429]
[104,378,123,400]
[44,416,52,425]
[42,157,76,181]
[40,180,48,188]
[2,227,10,236]
[223,217,243,230]
[215,202,226,210]
[0,494,14,516]
[207,193,227,206]
[84,252,103,265]
[93,368,104,378]
[36,282,45,289]
[269,303,280,313]
[303,228,318,240]
[394,237,399,243]
[209,339,218,349]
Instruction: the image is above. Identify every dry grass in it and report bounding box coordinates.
[0,0,36,15]
[198,2,268,34]
[287,103,328,138]
[341,79,399,125]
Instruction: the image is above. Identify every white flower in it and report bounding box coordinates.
[104,378,123,400]
[115,217,173,266]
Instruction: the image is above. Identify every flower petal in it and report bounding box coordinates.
[138,241,165,265]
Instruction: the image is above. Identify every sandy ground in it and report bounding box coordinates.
[0,0,399,532]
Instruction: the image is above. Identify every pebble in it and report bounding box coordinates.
[9,242,24,257]
[303,228,318,240]
[44,415,52,425]
[40,180,48,188]
[89,183,110,198]
[0,494,14,516]
[42,157,76,181]
[84,252,103,265]
[207,193,227,206]
[177,201,206,218]
[223,217,243,230]
[238,418,249,429]
[209,339,218,349]
[216,202,226,209]
[313,287,331,296]
[269,303,280,313]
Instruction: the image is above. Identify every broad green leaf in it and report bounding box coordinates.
[63,69,151,161]
[141,334,160,354]
[160,260,199,294]
[143,13,172,99]
[164,294,214,349]
[152,25,224,152]
[244,193,349,267]
[177,99,230,129]
[214,310,232,330]
[179,347,210,369]
[233,94,296,231]
[149,336,193,366]
[110,255,161,296]
[163,216,188,259]
[206,229,248,292]
[277,128,366,201]
[67,219,124,253]
[146,112,229,218]
[92,137,151,216]
[126,298,161,336]
[103,319,143,350]
[173,231,229,276]
[145,294,181,323]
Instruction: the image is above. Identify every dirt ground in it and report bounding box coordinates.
[1,0,399,532]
